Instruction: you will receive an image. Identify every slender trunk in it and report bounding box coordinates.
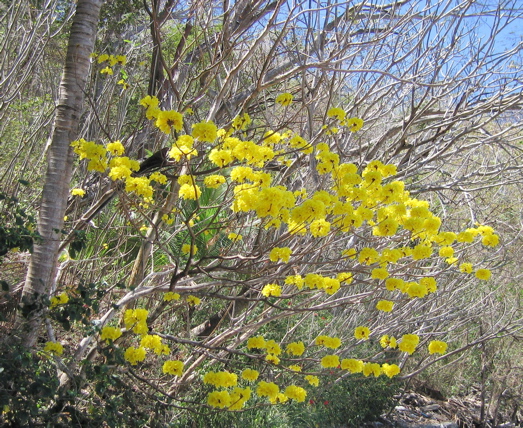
[12,0,103,348]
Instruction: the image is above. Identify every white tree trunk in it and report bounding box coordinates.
[13,0,103,348]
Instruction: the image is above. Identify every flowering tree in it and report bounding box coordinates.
[2,0,523,424]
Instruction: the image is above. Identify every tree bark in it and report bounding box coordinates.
[12,0,103,348]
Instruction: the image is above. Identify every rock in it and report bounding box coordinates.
[421,404,441,412]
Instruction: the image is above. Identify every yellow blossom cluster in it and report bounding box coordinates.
[261,283,282,297]
[241,368,259,381]
[71,188,85,197]
[43,341,64,356]
[315,335,342,349]
[162,360,184,376]
[71,138,159,202]
[140,334,170,355]
[94,53,126,76]
[203,371,238,388]
[100,326,122,342]
[124,346,146,365]
[398,333,420,355]
[49,292,69,308]
[163,292,180,301]
[380,335,398,349]
[339,358,400,378]
[123,308,148,335]
[428,340,448,355]
[269,246,292,263]
[275,92,293,106]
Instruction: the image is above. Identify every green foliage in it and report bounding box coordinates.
[49,282,106,333]
[0,343,59,426]
[0,191,40,257]
[170,375,399,428]
[285,375,399,427]
[0,342,150,427]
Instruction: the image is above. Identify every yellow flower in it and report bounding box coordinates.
[270,393,288,404]
[100,326,122,342]
[406,282,428,299]
[321,354,340,368]
[181,244,197,255]
[124,346,146,365]
[288,365,301,372]
[341,358,364,373]
[359,247,379,265]
[139,95,159,109]
[265,354,280,364]
[71,188,85,197]
[284,385,307,402]
[155,110,183,134]
[385,277,405,291]
[354,326,371,340]
[412,244,432,260]
[149,172,167,184]
[256,381,280,400]
[315,335,341,349]
[44,341,64,356]
[327,107,346,121]
[265,340,282,355]
[428,340,448,355]
[475,269,491,280]
[241,368,259,381]
[371,268,389,280]
[398,334,419,355]
[247,336,266,349]
[163,360,184,376]
[163,292,180,301]
[100,66,113,75]
[309,219,331,237]
[192,121,218,142]
[262,283,281,297]
[381,363,401,378]
[207,391,231,408]
[438,246,454,258]
[227,232,243,242]
[269,247,292,263]
[231,112,251,130]
[459,263,473,274]
[323,277,340,295]
[286,341,305,356]
[179,183,201,200]
[380,335,391,348]
[345,117,364,132]
[229,387,251,410]
[49,292,69,308]
[337,272,353,285]
[123,308,148,332]
[420,277,438,293]
[275,92,294,106]
[203,371,237,388]
[376,300,394,312]
[186,295,201,305]
[208,149,233,167]
[341,248,358,259]
[106,141,125,156]
[140,334,169,355]
[204,174,226,188]
[97,53,109,63]
[305,375,319,386]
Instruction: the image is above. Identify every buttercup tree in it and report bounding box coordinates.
[1,0,522,425]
